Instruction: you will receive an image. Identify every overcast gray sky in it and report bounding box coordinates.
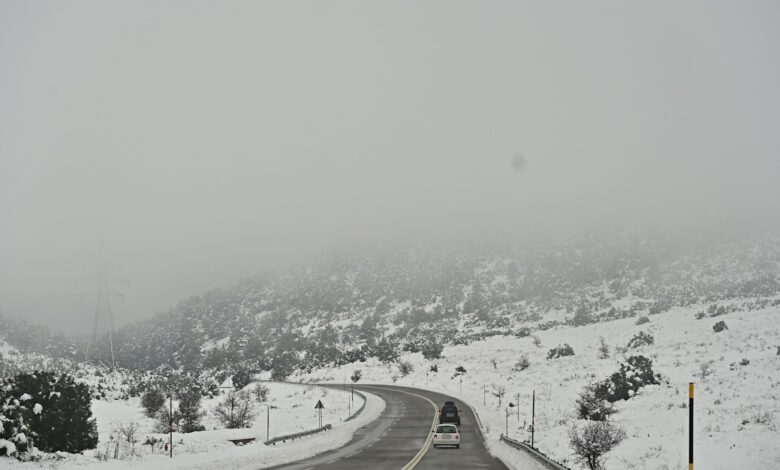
[1,1,779,333]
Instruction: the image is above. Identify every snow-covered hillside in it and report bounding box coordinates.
[296,303,780,469]
[73,233,780,375]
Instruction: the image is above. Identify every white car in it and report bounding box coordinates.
[432,423,460,448]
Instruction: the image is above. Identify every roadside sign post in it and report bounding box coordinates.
[169,397,173,458]
[315,399,325,428]
[266,405,270,441]
[531,389,536,448]
[507,403,515,437]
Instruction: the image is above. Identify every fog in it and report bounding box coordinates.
[2,1,779,333]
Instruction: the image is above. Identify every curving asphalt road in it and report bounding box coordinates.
[265,384,509,470]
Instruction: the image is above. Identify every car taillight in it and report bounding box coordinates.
[455,434,459,439]
[433,434,438,439]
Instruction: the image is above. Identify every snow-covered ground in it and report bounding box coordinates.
[297,304,780,470]
[1,381,384,470]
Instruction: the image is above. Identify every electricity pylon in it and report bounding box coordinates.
[78,241,128,369]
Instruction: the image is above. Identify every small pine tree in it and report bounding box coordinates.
[177,389,205,433]
[598,337,610,359]
[232,365,253,391]
[155,404,182,433]
[575,382,616,421]
[141,389,165,418]
[350,370,362,383]
[0,371,98,454]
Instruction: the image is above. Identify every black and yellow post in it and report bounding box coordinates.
[689,382,694,470]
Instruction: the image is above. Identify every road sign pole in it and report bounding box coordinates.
[266,405,270,441]
[531,389,536,448]
[315,399,325,428]
[169,397,173,458]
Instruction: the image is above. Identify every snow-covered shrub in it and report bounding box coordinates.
[0,371,98,456]
[532,335,542,348]
[231,365,253,391]
[430,364,438,373]
[141,389,165,418]
[713,321,728,333]
[626,331,654,349]
[421,341,443,360]
[695,311,706,320]
[635,316,650,325]
[350,370,362,383]
[515,327,531,338]
[513,355,530,371]
[598,356,660,402]
[697,363,713,381]
[253,383,270,402]
[568,420,626,470]
[454,365,467,376]
[575,382,616,422]
[709,304,727,317]
[547,344,575,359]
[214,390,256,429]
[397,360,414,377]
[572,306,593,326]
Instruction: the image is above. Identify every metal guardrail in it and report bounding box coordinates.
[264,424,332,446]
[499,434,571,470]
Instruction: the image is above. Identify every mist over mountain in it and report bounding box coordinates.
[20,229,763,375]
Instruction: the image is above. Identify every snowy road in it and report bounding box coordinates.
[266,384,509,470]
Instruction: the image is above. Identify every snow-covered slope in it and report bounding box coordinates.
[1,381,383,470]
[296,303,780,470]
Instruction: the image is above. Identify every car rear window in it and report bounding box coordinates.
[437,425,457,433]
